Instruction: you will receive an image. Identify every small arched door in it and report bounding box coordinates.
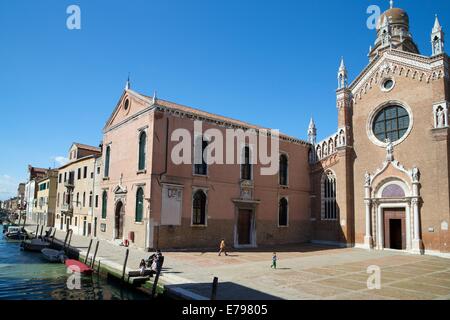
[115,201,124,240]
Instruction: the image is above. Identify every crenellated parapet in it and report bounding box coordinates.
[309,127,347,164]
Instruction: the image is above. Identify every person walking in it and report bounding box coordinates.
[218,239,228,256]
[271,253,277,269]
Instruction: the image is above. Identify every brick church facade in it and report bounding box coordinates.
[96,4,450,256]
[310,5,449,256]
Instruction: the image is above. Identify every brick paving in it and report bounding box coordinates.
[26,225,450,300]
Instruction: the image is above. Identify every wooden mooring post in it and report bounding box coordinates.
[39,225,44,238]
[51,228,57,245]
[91,241,100,269]
[22,215,26,228]
[34,224,39,239]
[211,277,219,300]
[122,249,129,283]
[85,239,93,265]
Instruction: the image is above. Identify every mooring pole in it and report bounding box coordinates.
[18,215,22,226]
[51,228,57,245]
[211,277,219,301]
[91,241,100,269]
[122,249,129,283]
[85,239,93,265]
[22,215,26,228]
[35,224,39,239]
[39,225,44,238]
[62,229,71,254]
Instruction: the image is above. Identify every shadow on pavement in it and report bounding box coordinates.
[165,281,284,300]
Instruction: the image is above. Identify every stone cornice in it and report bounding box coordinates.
[350,50,448,104]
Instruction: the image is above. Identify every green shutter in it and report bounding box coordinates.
[138,133,146,171]
[102,192,107,219]
[105,147,110,177]
[135,188,143,222]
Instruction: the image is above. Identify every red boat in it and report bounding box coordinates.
[65,259,93,275]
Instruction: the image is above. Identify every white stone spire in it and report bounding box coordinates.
[125,75,130,90]
[307,117,317,145]
[433,14,442,32]
[153,90,157,104]
[337,57,348,89]
[431,14,445,56]
[390,0,394,9]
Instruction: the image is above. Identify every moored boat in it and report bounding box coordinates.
[65,259,93,275]
[21,239,51,252]
[5,226,30,240]
[41,248,66,263]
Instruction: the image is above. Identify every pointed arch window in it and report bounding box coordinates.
[104,146,111,178]
[138,132,147,171]
[322,171,337,220]
[135,187,144,222]
[192,190,207,225]
[241,146,252,180]
[101,191,108,219]
[279,154,288,186]
[279,198,288,227]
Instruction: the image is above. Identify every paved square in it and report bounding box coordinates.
[31,227,450,300]
[160,245,450,300]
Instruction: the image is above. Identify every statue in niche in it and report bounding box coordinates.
[364,172,371,186]
[437,107,445,128]
[412,167,420,182]
[385,138,394,161]
[339,130,345,146]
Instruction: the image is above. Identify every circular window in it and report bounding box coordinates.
[124,99,130,110]
[372,105,410,143]
[383,79,394,90]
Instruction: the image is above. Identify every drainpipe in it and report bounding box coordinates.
[153,115,170,250]
[159,116,170,181]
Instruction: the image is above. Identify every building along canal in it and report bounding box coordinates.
[0,225,149,300]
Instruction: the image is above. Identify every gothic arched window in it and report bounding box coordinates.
[104,146,111,178]
[138,131,147,171]
[241,146,252,180]
[192,190,207,225]
[135,187,144,222]
[279,154,288,186]
[322,171,337,220]
[279,198,288,226]
[101,191,108,219]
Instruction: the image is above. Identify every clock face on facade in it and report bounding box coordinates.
[372,105,410,143]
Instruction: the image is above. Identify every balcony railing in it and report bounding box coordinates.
[61,204,74,215]
[64,179,75,188]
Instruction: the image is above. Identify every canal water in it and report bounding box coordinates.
[0,225,148,300]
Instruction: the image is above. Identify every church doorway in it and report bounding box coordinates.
[383,208,406,250]
[237,209,252,245]
[115,201,124,240]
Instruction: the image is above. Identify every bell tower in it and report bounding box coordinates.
[431,15,445,56]
[336,57,352,143]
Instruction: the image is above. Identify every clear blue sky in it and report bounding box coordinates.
[0,0,449,200]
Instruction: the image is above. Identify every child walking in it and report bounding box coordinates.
[271,253,277,269]
[218,239,228,256]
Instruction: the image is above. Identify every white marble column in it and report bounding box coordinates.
[411,180,423,254]
[364,199,373,249]
[411,197,423,254]
[363,182,373,249]
[377,205,384,250]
